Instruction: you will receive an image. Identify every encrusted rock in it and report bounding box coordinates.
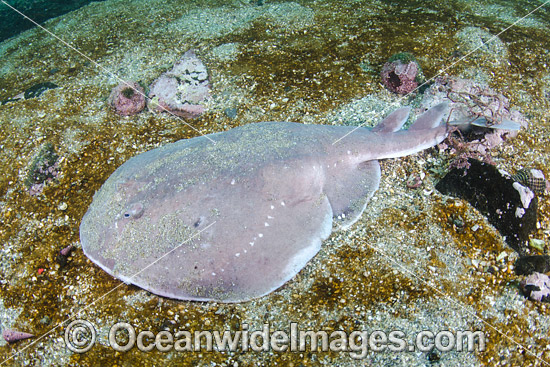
[520,272,550,302]
[148,50,210,119]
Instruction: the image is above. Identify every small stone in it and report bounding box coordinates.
[496,251,508,262]
[529,239,545,252]
[58,202,68,211]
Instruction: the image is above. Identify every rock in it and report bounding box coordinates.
[455,27,508,64]
[515,255,550,275]
[148,50,210,119]
[25,143,60,196]
[1,81,58,105]
[436,159,537,254]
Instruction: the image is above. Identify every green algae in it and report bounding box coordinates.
[24,143,59,189]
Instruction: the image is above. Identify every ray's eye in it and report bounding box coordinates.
[122,202,144,219]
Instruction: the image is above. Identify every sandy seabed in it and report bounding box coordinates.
[1,0,550,366]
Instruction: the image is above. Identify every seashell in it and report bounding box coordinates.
[511,169,549,194]
[60,245,74,257]
[2,329,34,343]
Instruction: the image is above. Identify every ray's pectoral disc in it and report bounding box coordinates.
[80,103,448,302]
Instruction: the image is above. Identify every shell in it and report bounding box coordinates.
[60,244,74,257]
[512,169,549,194]
[2,329,34,343]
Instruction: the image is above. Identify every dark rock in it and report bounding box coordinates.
[24,82,59,99]
[515,255,550,275]
[436,159,537,254]
[427,350,440,362]
[0,97,22,105]
[56,253,68,268]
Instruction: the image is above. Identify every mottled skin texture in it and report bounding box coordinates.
[80,103,448,302]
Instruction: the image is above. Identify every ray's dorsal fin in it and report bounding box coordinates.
[371,106,411,133]
[409,102,448,130]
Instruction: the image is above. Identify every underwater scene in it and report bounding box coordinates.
[1,0,550,365]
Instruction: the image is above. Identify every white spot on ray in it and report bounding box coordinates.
[264,222,269,227]
[249,242,255,246]
[259,233,264,238]
[230,179,236,185]
[267,215,274,219]
[235,253,240,257]
[280,201,285,206]
[270,205,275,210]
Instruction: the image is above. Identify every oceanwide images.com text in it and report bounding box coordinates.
[65,320,486,358]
